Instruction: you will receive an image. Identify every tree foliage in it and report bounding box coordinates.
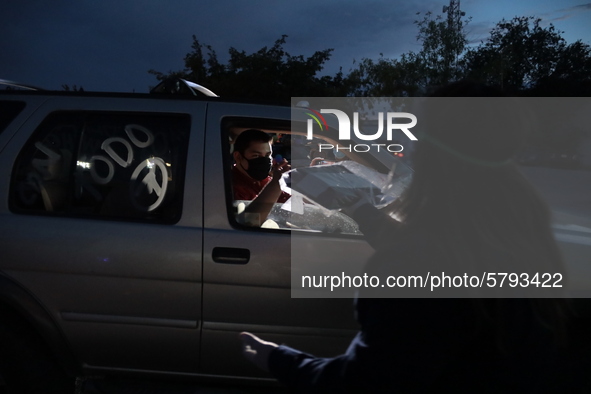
[414,10,469,87]
[465,16,591,93]
[345,10,470,96]
[149,35,345,101]
[150,12,591,98]
[345,56,419,97]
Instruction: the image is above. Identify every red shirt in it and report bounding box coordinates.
[232,165,290,203]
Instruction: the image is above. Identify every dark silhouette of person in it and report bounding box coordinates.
[240,81,577,393]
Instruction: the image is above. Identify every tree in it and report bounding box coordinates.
[465,16,591,93]
[414,8,469,88]
[153,11,591,99]
[344,53,426,97]
[149,35,345,100]
[344,8,470,97]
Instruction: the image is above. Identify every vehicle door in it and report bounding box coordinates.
[200,102,374,378]
[0,96,205,374]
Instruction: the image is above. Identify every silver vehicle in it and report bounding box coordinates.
[0,82,390,391]
[0,81,590,391]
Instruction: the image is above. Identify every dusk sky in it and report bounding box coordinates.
[2,1,590,93]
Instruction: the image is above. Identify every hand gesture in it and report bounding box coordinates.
[272,157,291,181]
[239,332,278,373]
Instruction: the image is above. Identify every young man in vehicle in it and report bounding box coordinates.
[232,129,291,226]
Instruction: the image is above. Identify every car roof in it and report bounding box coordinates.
[0,77,291,107]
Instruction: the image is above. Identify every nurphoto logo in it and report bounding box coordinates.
[306,109,418,153]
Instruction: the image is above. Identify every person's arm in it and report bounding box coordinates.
[240,159,290,226]
[240,331,371,393]
[240,299,473,393]
[267,335,368,393]
[238,299,402,393]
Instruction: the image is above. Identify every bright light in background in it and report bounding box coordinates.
[77,161,91,169]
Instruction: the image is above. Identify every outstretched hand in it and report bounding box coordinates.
[272,158,291,181]
[239,332,278,373]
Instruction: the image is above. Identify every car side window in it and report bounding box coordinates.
[10,111,190,224]
[223,117,363,235]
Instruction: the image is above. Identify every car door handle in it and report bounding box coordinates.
[212,247,250,264]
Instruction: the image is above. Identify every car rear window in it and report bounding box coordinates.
[0,100,26,136]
